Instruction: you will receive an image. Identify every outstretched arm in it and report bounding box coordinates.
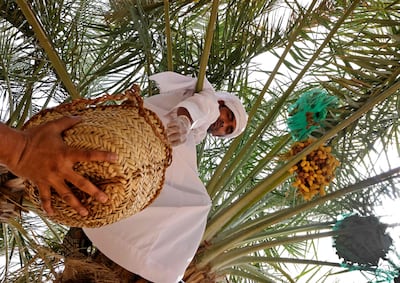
[0,117,117,216]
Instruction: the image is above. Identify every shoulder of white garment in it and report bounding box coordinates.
[149,72,215,96]
[149,72,197,95]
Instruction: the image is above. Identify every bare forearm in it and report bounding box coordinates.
[0,123,25,168]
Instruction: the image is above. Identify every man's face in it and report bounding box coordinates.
[208,102,236,137]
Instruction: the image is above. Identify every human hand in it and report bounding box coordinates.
[8,116,118,216]
[166,115,191,146]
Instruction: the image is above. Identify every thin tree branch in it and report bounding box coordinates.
[15,0,80,99]
[163,0,173,71]
[196,0,219,92]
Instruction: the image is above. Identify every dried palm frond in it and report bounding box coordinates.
[0,166,25,222]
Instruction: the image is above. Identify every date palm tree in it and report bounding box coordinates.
[0,0,399,282]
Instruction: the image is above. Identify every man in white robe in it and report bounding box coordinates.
[84,72,248,283]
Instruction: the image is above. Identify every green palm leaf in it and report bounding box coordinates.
[0,0,399,282]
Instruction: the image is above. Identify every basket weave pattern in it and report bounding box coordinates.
[23,85,172,227]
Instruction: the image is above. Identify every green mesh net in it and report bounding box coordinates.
[332,214,399,282]
[287,89,338,141]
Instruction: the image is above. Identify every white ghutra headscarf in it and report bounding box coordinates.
[215,91,248,139]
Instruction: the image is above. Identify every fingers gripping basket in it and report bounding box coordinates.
[23,85,172,228]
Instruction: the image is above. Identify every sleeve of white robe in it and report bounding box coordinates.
[149,71,214,97]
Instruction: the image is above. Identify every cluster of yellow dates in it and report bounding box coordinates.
[288,138,340,201]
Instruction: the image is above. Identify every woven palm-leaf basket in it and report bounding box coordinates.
[22,85,172,228]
